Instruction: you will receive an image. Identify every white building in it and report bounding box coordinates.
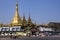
[0,26,21,32]
[39,27,53,32]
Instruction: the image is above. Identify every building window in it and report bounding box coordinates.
[16,28,20,31]
[12,28,16,31]
[5,28,9,31]
[1,28,5,31]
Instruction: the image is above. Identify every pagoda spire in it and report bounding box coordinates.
[27,13,32,26]
[11,0,21,26]
[22,13,27,26]
[28,13,31,22]
[15,0,19,17]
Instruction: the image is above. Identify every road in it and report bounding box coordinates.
[0,36,60,40]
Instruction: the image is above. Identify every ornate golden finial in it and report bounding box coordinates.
[15,0,18,16]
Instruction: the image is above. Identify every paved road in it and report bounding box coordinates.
[0,36,60,40]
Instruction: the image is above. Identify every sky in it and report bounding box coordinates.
[0,0,60,24]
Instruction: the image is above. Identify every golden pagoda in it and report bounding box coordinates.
[22,14,27,26]
[11,1,22,26]
[27,14,33,26]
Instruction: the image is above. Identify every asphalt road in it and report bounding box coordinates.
[0,36,60,40]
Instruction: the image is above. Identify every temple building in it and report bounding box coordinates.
[11,1,22,26]
[22,14,27,26]
[0,1,34,36]
[0,0,54,36]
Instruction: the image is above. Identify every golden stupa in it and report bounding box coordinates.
[0,0,33,27]
[27,14,33,26]
[22,14,27,26]
[11,1,22,26]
